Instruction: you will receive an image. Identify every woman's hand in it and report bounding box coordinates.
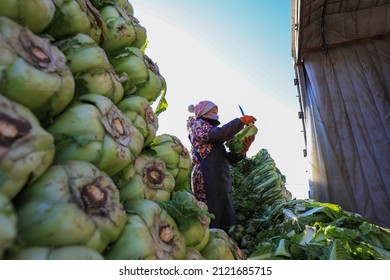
[240,115,257,125]
[242,135,255,155]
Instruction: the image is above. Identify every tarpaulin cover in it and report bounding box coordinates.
[292,0,390,227]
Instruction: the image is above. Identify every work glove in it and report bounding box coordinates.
[242,135,255,155]
[240,115,257,125]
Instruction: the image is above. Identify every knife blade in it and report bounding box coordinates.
[238,105,245,116]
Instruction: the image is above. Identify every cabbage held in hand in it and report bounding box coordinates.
[226,124,258,155]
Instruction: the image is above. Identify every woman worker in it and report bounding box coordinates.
[187,100,256,229]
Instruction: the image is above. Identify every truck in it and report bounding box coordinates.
[291,0,390,228]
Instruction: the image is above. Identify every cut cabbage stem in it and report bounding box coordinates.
[79,179,118,225]
[29,46,51,67]
[19,30,53,68]
[100,108,131,146]
[159,224,175,244]
[146,164,164,186]
[0,114,31,146]
[81,183,106,211]
[112,118,125,135]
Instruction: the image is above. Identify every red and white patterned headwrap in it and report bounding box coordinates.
[188,100,217,118]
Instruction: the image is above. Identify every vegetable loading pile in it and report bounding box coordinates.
[1,0,389,260]
[0,0,241,260]
[229,149,390,259]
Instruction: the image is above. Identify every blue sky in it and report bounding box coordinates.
[131,0,310,198]
[133,0,295,106]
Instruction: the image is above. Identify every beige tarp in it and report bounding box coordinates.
[292,0,390,227]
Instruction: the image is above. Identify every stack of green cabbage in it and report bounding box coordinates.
[3,0,389,261]
[0,0,245,260]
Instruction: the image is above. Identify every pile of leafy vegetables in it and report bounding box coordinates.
[230,149,291,255]
[231,149,291,223]
[230,149,390,259]
[250,199,390,259]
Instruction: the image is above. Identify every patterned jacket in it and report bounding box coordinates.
[188,117,245,228]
